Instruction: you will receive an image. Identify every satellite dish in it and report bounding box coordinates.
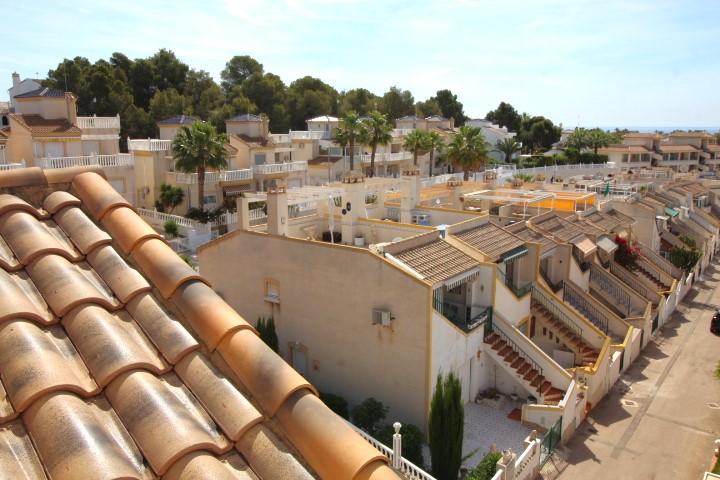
[392,237,403,243]
[435,199,441,205]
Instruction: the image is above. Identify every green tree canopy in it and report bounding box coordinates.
[380,86,415,121]
[485,101,522,132]
[518,116,561,153]
[363,111,394,177]
[435,89,467,126]
[287,76,339,130]
[340,88,377,116]
[172,122,228,211]
[426,130,447,177]
[415,98,442,118]
[334,111,366,171]
[157,183,185,214]
[447,125,491,180]
[403,129,429,166]
[220,55,263,97]
[495,137,523,164]
[242,72,289,132]
[428,372,464,480]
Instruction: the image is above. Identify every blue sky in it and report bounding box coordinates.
[3,0,719,129]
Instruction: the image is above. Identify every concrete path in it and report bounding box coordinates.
[547,264,720,479]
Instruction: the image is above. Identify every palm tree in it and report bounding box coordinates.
[363,111,393,177]
[587,129,621,154]
[494,137,522,164]
[403,129,428,166]
[447,125,491,181]
[172,122,228,212]
[334,111,366,171]
[425,130,446,178]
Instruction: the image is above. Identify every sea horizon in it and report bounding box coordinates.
[591,126,720,134]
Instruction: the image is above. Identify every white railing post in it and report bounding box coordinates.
[392,422,402,469]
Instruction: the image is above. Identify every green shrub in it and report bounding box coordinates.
[256,316,279,352]
[163,219,179,238]
[351,397,389,435]
[466,452,502,480]
[376,423,425,468]
[319,392,349,419]
[428,372,464,480]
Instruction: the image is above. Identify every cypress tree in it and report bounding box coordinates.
[428,371,464,480]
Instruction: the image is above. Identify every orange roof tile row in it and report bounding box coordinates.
[452,222,525,262]
[0,167,401,479]
[10,114,82,136]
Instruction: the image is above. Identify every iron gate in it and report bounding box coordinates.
[540,417,562,466]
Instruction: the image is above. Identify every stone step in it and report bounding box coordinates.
[505,352,519,364]
[510,357,525,369]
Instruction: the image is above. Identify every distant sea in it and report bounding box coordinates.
[594,126,720,134]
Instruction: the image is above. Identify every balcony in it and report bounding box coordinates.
[128,139,172,152]
[252,161,308,175]
[433,298,492,333]
[0,160,26,171]
[38,154,133,169]
[391,129,414,137]
[173,168,253,184]
[289,130,330,140]
[76,115,121,130]
[358,152,413,164]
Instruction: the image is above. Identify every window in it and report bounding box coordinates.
[109,178,126,194]
[254,154,266,165]
[203,194,217,205]
[264,278,280,303]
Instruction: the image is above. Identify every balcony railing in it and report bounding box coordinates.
[252,161,308,175]
[532,286,584,341]
[128,139,173,152]
[562,281,610,334]
[484,318,545,395]
[432,299,490,333]
[38,154,133,169]
[289,130,330,140]
[589,264,631,315]
[76,115,121,130]
[0,160,26,171]
[174,169,253,184]
[539,267,563,293]
[358,152,413,164]
[497,268,533,298]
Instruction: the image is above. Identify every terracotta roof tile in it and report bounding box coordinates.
[0,381,16,422]
[85,244,151,303]
[0,320,99,411]
[171,280,254,351]
[582,210,621,232]
[505,222,558,254]
[0,420,47,480]
[219,329,317,416]
[0,234,21,271]
[530,213,584,242]
[0,211,80,265]
[236,423,315,480]
[53,205,112,254]
[10,114,81,136]
[22,393,154,480]
[175,351,264,441]
[275,389,392,479]
[101,205,163,254]
[452,222,525,262]
[131,238,208,299]
[389,235,478,285]
[105,370,232,475]
[164,450,260,480]
[71,171,130,220]
[125,292,199,364]
[44,164,106,184]
[63,305,169,386]
[0,194,43,217]
[0,167,46,188]
[355,461,409,480]
[0,268,53,325]
[26,254,120,316]
[42,190,82,214]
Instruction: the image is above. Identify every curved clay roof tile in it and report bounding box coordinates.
[53,206,112,254]
[63,304,169,386]
[44,165,105,185]
[275,389,392,480]
[0,320,99,412]
[0,235,21,271]
[235,423,315,479]
[0,381,16,423]
[0,268,53,325]
[42,191,82,215]
[163,450,260,480]
[175,351,263,441]
[101,205,163,255]
[170,281,254,351]
[130,238,207,299]
[0,210,80,265]
[124,292,199,365]
[71,171,130,220]
[85,245,151,303]
[0,167,46,189]
[104,370,232,475]
[0,420,47,480]
[26,254,120,316]
[218,329,317,417]
[22,393,155,480]
[0,194,44,218]
[354,461,408,480]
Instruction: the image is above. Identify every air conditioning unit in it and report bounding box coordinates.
[372,308,393,327]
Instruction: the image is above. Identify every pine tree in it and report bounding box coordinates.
[428,371,464,480]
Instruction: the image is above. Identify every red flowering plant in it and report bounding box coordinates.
[614,234,641,270]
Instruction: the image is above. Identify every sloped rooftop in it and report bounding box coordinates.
[10,114,81,136]
[0,166,400,480]
[452,222,525,263]
[504,221,558,254]
[529,212,585,243]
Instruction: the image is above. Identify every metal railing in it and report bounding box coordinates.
[539,267,563,293]
[432,299,490,333]
[609,262,649,299]
[572,247,591,272]
[590,264,631,315]
[540,417,562,466]
[497,268,533,298]
[485,318,545,394]
[562,281,610,334]
[76,115,121,129]
[0,160,26,171]
[532,286,584,341]
[639,243,681,278]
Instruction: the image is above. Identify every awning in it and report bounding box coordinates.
[665,207,678,217]
[223,184,253,196]
[444,268,481,290]
[573,236,597,260]
[500,245,529,264]
[596,235,618,255]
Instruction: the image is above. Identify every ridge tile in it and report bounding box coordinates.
[235,423,314,480]
[131,238,207,299]
[71,171,130,220]
[53,205,112,254]
[101,205,163,255]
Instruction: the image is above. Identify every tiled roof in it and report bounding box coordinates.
[233,134,274,148]
[10,114,81,136]
[387,233,478,285]
[529,213,585,242]
[426,116,449,121]
[668,131,712,138]
[397,116,423,121]
[14,87,66,99]
[226,113,264,122]
[504,222,558,254]
[452,222,525,262]
[580,210,621,232]
[0,166,400,480]
[158,115,199,125]
[599,144,652,153]
[623,133,662,139]
[563,215,605,237]
[308,155,344,166]
[658,144,700,153]
[672,182,706,196]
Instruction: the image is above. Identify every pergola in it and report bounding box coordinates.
[462,189,556,217]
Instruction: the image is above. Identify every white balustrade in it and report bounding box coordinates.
[289,130,329,140]
[37,153,133,169]
[76,115,121,130]
[269,133,291,143]
[136,208,211,235]
[128,139,173,152]
[174,169,253,184]
[253,161,308,175]
[0,160,26,171]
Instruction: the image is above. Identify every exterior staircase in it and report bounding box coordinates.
[635,264,668,291]
[531,303,599,367]
[483,329,566,405]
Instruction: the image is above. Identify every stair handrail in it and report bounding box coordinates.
[485,319,545,395]
[562,281,610,334]
[589,263,631,314]
[531,285,584,340]
[609,261,650,299]
[539,266,563,293]
[572,247,591,272]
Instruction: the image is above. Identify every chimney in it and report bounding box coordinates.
[234,194,250,232]
[266,179,288,236]
[340,170,367,244]
[447,177,464,209]
[12,72,20,88]
[400,164,421,224]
